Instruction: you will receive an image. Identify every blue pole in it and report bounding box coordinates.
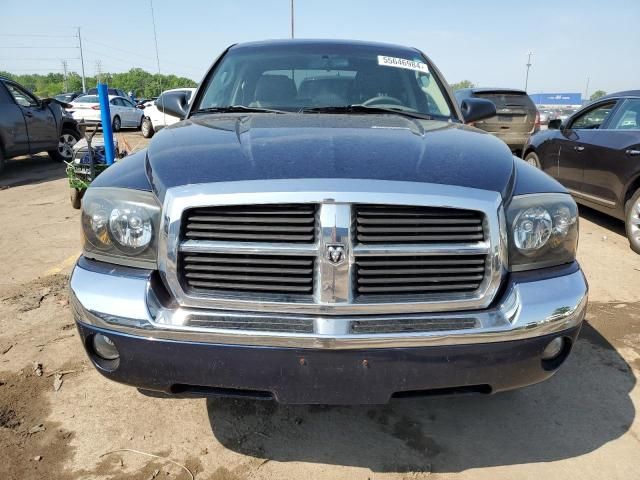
[97,83,115,165]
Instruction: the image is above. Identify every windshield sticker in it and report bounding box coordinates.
[377,56,429,73]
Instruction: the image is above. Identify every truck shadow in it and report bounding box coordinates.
[206,316,636,474]
[578,205,626,237]
[0,154,67,189]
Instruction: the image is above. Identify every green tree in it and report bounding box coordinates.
[590,90,607,101]
[0,68,197,98]
[450,80,475,91]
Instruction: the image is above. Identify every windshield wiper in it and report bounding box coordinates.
[301,105,434,120]
[194,105,289,114]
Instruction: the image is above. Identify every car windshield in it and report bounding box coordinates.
[55,93,75,102]
[74,95,99,103]
[195,43,454,119]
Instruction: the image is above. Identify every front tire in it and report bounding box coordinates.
[524,151,541,169]
[48,127,81,162]
[141,117,154,138]
[625,189,640,254]
[112,115,121,132]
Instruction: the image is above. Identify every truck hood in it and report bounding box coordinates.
[146,113,515,201]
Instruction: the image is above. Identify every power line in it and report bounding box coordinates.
[0,57,80,61]
[77,27,86,93]
[524,51,533,92]
[150,0,163,95]
[0,33,76,38]
[1,68,66,72]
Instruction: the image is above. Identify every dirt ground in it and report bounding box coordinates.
[0,131,639,480]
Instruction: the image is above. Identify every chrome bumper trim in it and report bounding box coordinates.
[70,260,588,350]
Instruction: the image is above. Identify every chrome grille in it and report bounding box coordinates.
[161,180,504,316]
[183,204,316,243]
[355,255,486,296]
[180,253,315,295]
[355,204,484,243]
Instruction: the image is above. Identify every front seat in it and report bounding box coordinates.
[350,69,406,105]
[253,74,297,108]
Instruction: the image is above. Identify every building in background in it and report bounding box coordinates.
[529,93,583,109]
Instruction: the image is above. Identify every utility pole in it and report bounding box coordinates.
[524,51,533,92]
[584,76,590,104]
[61,60,68,92]
[150,0,162,96]
[290,0,294,38]
[77,27,86,93]
[95,60,102,85]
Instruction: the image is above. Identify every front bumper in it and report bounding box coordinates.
[70,258,588,404]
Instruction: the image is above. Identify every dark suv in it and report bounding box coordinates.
[455,88,539,153]
[0,77,81,174]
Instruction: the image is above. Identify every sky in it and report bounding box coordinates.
[1,0,638,97]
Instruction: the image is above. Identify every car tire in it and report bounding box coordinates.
[0,148,5,175]
[141,118,154,138]
[524,151,541,169]
[112,116,121,132]
[70,187,84,210]
[625,189,640,254]
[48,127,81,162]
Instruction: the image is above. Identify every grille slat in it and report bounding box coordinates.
[185,231,315,241]
[358,283,482,293]
[184,204,317,243]
[180,253,314,295]
[355,204,485,244]
[189,280,312,293]
[357,233,484,242]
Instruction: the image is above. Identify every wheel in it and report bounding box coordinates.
[0,148,5,175]
[524,151,541,169]
[141,117,154,138]
[112,115,121,132]
[48,127,81,162]
[70,187,84,209]
[625,189,640,254]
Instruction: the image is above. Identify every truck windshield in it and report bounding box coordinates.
[195,44,454,120]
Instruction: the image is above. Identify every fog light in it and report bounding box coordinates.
[542,337,564,360]
[93,334,119,360]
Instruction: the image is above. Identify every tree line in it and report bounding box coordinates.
[0,68,197,99]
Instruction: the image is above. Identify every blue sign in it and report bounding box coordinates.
[529,93,582,105]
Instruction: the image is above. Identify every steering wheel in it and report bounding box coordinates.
[362,95,404,107]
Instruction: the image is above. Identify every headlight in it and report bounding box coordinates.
[506,193,578,271]
[81,187,161,268]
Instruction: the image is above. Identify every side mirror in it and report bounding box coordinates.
[460,98,497,124]
[548,119,563,130]
[157,91,189,119]
[136,104,145,109]
[40,97,53,107]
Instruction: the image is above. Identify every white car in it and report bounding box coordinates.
[141,88,195,138]
[67,94,144,131]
